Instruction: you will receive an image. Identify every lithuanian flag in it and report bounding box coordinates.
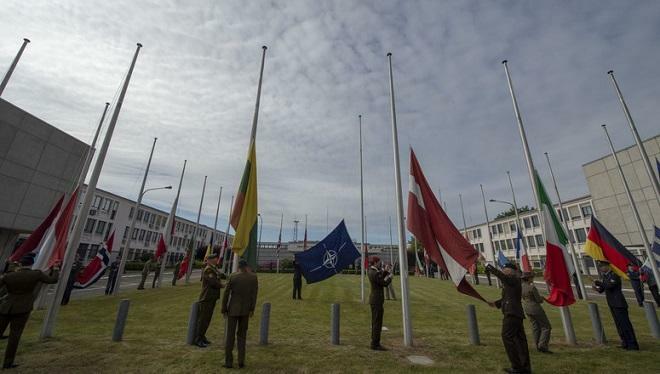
[584,216,641,279]
[230,139,258,269]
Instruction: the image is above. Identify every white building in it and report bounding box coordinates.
[463,195,595,273]
[75,186,230,265]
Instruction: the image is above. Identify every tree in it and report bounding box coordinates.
[495,205,532,219]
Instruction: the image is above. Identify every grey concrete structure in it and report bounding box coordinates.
[0,98,88,262]
[582,134,660,250]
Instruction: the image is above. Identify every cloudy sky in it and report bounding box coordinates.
[1,1,659,244]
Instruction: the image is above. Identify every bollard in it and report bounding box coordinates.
[331,303,340,345]
[259,302,271,345]
[186,301,199,345]
[466,304,480,345]
[643,301,660,339]
[112,299,130,342]
[587,302,606,344]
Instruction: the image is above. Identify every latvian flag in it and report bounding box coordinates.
[10,195,64,263]
[74,231,115,289]
[407,148,485,302]
[155,195,178,260]
[584,216,642,279]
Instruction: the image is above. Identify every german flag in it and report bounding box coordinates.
[584,216,641,279]
[230,139,258,269]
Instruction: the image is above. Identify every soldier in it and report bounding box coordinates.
[151,258,161,289]
[222,259,258,369]
[592,261,639,350]
[105,259,119,295]
[385,278,396,301]
[292,260,302,300]
[485,263,531,374]
[195,254,223,348]
[137,256,153,290]
[641,267,660,307]
[172,258,182,286]
[0,256,59,369]
[521,272,552,353]
[367,256,392,351]
[626,263,644,307]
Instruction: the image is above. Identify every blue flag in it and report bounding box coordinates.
[294,220,360,284]
[497,249,510,268]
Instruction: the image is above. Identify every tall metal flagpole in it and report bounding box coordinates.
[607,71,660,202]
[156,160,186,287]
[213,186,223,244]
[276,211,283,274]
[232,45,267,274]
[389,216,394,266]
[114,137,157,293]
[41,43,142,339]
[506,171,539,266]
[0,38,30,96]
[187,176,207,283]
[544,153,587,300]
[459,194,468,234]
[359,114,366,303]
[602,125,660,285]
[387,52,412,347]
[502,60,576,345]
[480,184,500,288]
[221,195,234,275]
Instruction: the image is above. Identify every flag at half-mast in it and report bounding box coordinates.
[584,216,641,279]
[406,148,485,302]
[155,196,178,260]
[74,231,115,288]
[9,195,64,262]
[178,237,193,280]
[514,229,532,272]
[230,139,258,269]
[535,170,575,307]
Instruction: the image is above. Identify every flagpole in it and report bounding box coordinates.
[41,43,142,339]
[187,175,207,283]
[358,114,366,303]
[213,187,223,243]
[607,71,660,202]
[502,59,576,345]
[543,153,587,300]
[387,52,412,347]
[506,171,537,267]
[480,184,500,288]
[388,216,394,267]
[0,38,30,97]
[602,124,660,285]
[276,211,283,274]
[221,195,234,274]
[156,160,186,287]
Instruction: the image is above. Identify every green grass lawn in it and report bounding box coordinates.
[11,274,660,373]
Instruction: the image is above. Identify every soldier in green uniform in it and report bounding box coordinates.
[222,259,258,369]
[0,256,59,369]
[151,258,161,289]
[194,253,223,348]
[367,256,392,351]
[521,272,552,353]
[172,259,181,286]
[137,256,153,290]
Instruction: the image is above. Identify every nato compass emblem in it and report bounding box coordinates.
[311,242,346,273]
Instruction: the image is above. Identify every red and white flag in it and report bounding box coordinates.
[74,231,115,289]
[9,195,64,262]
[406,149,485,302]
[155,196,178,260]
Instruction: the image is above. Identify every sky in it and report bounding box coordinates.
[1,0,659,244]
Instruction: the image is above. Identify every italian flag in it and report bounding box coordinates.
[535,171,575,307]
[230,139,258,269]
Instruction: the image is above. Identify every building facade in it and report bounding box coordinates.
[75,186,230,265]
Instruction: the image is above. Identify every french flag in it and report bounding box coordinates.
[74,231,115,289]
[514,229,532,272]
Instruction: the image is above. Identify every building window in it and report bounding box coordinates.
[176,222,181,231]
[123,226,129,239]
[568,229,576,244]
[146,231,152,242]
[139,229,146,240]
[152,232,158,243]
[84,218,96,233]
[129,207,134,218]
[102,199,111,211]
[496,224,503,234]
[531,215,540,227]
[95,221,106,235]
[568,206,581,220]
[580,204,593,218]
[105,223,113,240]
[509,222,517,232]
[476,228,482,238]
[150,214,156,224]
[490,226,497,236]
[556,209,564,222]
[136,209,144,221]
[506,239,513,250]
[527,236,536,248]
[92,196,102,209]
[535,234,544,247]
[523,218,531,229]
[88,244,99,260]
[132,228,138,240]
[575,228,587,243]
[494,241,501,251]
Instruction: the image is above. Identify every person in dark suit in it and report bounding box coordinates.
[485,262,531,374]
[195,254,223,348]
[521,272,552,353]
[0,256,59,369]
[105,259,119,295]
[367,256,392,351]
[626,263,644,307]
[593,261,639,350]
[292,260,302,300]
[221,259,258,369]
[61,256,81,305]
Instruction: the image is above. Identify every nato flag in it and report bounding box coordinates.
[294,220,360,284]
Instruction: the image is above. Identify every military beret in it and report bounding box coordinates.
[238,259,249,268]
[207,253,218,260]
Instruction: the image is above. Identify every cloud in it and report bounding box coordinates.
[1,0,659,243]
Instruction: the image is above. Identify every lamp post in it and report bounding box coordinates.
[489,198,533,266]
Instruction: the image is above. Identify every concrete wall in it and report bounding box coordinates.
[582,134,659,248]
[0,98,88,235]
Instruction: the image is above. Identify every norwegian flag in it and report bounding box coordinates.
[406,148,485,302]
[74,231,115,289]
[155,196,178,260]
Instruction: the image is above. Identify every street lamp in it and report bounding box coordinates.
[489,198,530,267]
[142,185,172,198]
[257,213,263,269]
